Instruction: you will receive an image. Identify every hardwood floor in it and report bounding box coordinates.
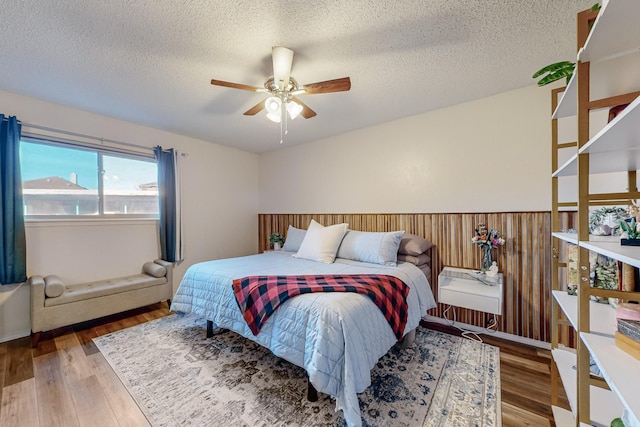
[0,303,568,426]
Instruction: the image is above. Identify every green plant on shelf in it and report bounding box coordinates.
[619,218,640,239]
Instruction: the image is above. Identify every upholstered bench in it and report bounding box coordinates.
[30,260,173,346]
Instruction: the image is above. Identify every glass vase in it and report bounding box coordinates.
[481,247,492,273]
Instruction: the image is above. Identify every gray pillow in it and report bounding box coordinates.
[143,261,167,278]
[282,225,307,252]
[398,233,434,256]
[397,253,431,266]
[44,275,65,298]
[336,230,405,266]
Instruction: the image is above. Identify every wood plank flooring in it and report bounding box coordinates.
[0,303,568,426]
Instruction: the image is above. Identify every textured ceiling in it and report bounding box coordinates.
[0,0,594,153]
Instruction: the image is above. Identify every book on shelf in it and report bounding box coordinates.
[616,303,640,322]
[617,318,640,344]
[616,314,640,362]
[615,331,640,362]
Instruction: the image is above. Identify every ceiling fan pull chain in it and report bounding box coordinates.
[280,106,284,144]
[284,102,289,135]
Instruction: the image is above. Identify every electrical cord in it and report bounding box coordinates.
[442,305,498,343]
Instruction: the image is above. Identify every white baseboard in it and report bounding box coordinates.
[0,329,30,344]
[0,281,32,343]
[422,314,551,350]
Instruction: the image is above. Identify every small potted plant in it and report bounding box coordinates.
[269,232,285,250]
[619,218,640,246]
[619,200,640,246]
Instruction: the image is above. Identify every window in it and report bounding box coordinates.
[20,138,159,218]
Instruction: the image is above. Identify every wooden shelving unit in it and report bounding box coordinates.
[550,1,640,426]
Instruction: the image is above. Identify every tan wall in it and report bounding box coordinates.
[0,89,259,342]
[258,85,552,214]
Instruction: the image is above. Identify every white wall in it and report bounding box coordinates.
[259,85,551,213]
[0,90,259,342]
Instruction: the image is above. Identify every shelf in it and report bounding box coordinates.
[580,236,640,269]
[552,72,578,120]
[552,347,624,426]
[551,405,592,427]
[552,150,640,177]
[552,232,578,245]
[552,290,616,336]
[552,76,640,178]
[550,233,640,269]
[578,0,640,63]
[553,153,577,177]
[581,332,640,427]
[579,93,640,153]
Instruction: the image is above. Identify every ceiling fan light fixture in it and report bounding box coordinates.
[266,111,281,123]
[265,96,282,123]
[265,96,282,114]
[286,100,303,120]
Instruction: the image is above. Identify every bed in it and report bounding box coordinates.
[170,224,436,427]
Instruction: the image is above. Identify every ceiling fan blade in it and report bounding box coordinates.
[211,79,262,92]
[243,99,266,116]
[272,46,293,91]
[292,97,317,119]
[302,77,351,95]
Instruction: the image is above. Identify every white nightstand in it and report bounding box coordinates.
[438,266,503,315]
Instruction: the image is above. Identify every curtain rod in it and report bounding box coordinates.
[20,122,154,153]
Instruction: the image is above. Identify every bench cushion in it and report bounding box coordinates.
[45,274,167,307]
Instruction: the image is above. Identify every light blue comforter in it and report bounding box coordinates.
[171,251,436,427]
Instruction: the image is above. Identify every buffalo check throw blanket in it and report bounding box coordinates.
[232,274,410,339]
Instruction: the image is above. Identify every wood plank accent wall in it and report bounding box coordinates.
[259,212,555,342]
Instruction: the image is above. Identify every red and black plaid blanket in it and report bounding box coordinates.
[232,274,410,340]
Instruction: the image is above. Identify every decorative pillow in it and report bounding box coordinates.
[44,275,65,298]
[398,233,434,256]
[143,261,167,278]
[397,253,431,266]
[418,264,432,280]
[282,225,307,252]
[293,220,348,264]
[336,230,405,266]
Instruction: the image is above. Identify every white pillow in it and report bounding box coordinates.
[336,230,405,266]
[282,225,307,252]
[293,220,348,264]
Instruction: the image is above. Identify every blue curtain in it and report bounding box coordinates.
[0,115,27,285]
[154,146,182,263]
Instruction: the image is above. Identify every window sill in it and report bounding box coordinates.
[25,217,159,227]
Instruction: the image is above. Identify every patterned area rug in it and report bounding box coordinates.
[93,315,500,426]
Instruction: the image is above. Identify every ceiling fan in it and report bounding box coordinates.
[211,46,351,142]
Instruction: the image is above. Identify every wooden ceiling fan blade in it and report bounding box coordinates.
[243,99,266,116]
[292,97,317,119]
[211,79,262,92]
[302,77,351,95]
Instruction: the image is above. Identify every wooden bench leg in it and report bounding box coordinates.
[307,377,318,402]
[31,331,42,348]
